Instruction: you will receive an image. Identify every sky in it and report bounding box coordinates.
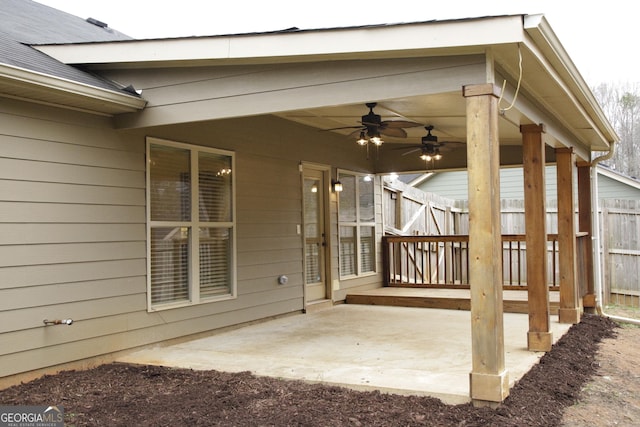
[35,0,637,86]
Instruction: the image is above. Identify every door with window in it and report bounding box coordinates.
[303,168,328,303]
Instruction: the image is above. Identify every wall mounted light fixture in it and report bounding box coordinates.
[332,180,343,192]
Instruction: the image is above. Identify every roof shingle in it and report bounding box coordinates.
[0,0,136,94]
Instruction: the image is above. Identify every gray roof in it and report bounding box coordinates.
[0,0,135,94]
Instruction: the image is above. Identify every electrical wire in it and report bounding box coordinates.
[498,43,523,114]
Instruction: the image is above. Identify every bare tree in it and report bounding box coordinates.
[592,82,640,178]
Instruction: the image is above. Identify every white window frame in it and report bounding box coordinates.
[146,137,237,311]
[337,170,377,278]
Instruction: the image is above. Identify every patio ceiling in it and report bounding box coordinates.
[274,94,471,146]
[272,21,614,162]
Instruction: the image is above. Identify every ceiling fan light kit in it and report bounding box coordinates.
[324,102,422,149]
[419,148,443,162]
[357,129,383,146]
[419,125,443,162]
[323,103,459,163]
[394,124,464,167]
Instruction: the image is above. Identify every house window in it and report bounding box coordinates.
[338,171,376,277]
[147,138,235,310]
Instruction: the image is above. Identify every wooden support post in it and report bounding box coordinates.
[556,148,581,324]
[463,83,509,405]
[577,163,596,311]
[521,124,552,352]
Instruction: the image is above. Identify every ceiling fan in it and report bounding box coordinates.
[324,102,423,146]
[397,125,463,161]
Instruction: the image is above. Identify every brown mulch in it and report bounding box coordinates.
[0,314,618,426]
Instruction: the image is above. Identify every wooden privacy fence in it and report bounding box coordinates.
[601,199,640,307]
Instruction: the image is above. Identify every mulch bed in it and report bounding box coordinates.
[0,314,617,426]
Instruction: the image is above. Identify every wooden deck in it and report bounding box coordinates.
[346,287,560,314]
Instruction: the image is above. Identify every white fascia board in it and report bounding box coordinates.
[523,14,618,146]
[0,63,147,112]
[35,17,526,67]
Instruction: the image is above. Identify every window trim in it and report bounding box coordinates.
[337,170,377,278]
[146,137,237,311]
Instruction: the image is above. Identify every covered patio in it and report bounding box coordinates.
[28,13,616,405]
[118,304,572,405]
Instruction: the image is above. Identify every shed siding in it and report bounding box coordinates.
[418,170,469,200]
[418,166,559,200]
[598,174,640,199]
[419,166,639,201]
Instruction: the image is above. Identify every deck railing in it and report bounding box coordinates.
[382,233,590,290]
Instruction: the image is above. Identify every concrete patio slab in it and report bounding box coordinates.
[118,305,572,404]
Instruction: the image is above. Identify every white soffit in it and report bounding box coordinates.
[34,16,526,67]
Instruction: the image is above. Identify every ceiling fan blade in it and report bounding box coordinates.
[380,127,407,138]
[401,148,421,156]
[322,125,365,132]
[381,120,423,129]
[437,141,465,152]
[389,144,419,150]
[391,140,465,155]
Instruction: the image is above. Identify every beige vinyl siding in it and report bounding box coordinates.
[0,202,145,223]
[0,224,145,245]
[1,97,383,379]
[233,153,303,305]
[0,99,147,378]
